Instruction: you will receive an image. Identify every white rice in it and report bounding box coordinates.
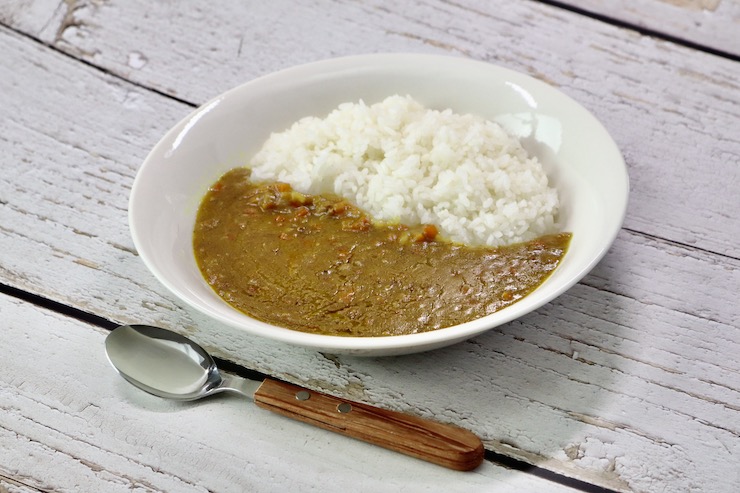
[250,95,559,246]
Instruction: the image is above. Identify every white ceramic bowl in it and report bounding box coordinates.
[130,53,628,356]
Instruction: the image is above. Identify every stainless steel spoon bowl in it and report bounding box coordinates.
[104,324,484,471]
[105,324,259,401]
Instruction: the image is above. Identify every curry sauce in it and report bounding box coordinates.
[193,168,571,337]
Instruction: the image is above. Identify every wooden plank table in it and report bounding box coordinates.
[1,1,738,492]
[554,0,740,58]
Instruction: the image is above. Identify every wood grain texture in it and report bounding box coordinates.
[555,0,740,57]
[0,294,583,493]
[1,1,739,492]
[254,379,485,471]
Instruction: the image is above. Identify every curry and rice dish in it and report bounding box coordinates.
[193,95,571,337]
[194,169,570,336]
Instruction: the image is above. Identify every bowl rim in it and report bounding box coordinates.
[130,52,629,354]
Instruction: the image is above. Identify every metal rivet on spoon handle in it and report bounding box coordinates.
[105,324,484,471]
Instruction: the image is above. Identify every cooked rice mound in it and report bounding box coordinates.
[250,95,559,246]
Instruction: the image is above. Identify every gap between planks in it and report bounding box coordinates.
[531,0,740,62]
[0,282,623,493]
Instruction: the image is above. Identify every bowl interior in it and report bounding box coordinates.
[130,54,628,356]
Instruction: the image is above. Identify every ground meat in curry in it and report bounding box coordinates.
[193,168,571,337]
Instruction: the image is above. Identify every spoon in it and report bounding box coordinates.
[105,324,484,471]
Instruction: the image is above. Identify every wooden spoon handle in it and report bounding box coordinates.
[253,379,484,471]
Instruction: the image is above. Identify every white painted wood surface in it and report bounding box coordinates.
[0,294,582,493]
[557,0,740,56]
[1,1,739,492]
